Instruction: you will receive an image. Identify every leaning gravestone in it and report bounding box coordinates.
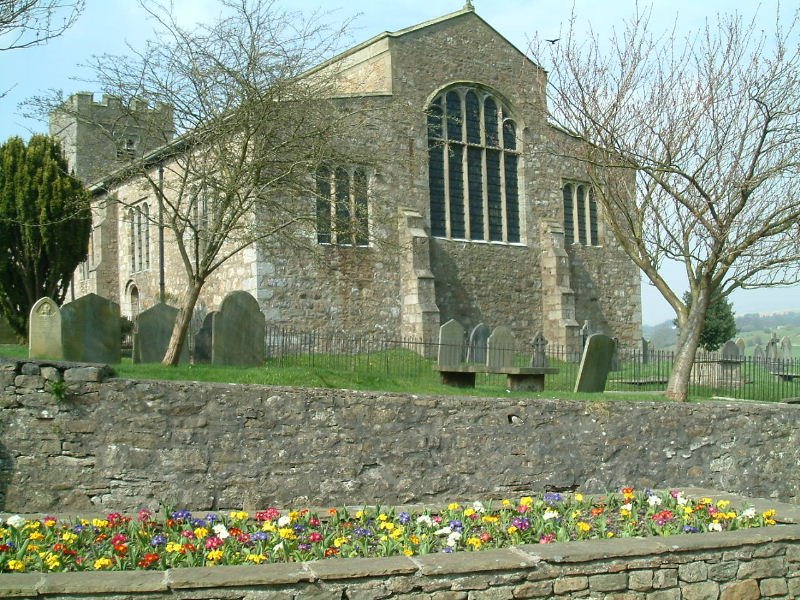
[28,297,63,359]
[437,319,465,368]
[735,338,746,356]
[211,291,265,367]
[194,311,216,364]
[574,333,616,393]
[466,323,491,364]
[133,302,188,363]
[487,326,516,369]
[61,294,121,363]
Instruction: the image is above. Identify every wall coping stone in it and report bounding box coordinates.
[0,357,115,382]
[0,523,797,597]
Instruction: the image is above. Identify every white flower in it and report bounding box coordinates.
[621,503,633,512]
[446,531,462,547]
[273,541,284,552]
[213,523,229,539]
[416,515,433,527]
[708,522,722,532]
[5,515,25,529]
[434,526,452,537]
[675,493,688,506]
[740,507,756,519]
[472,501,485,513]
[543,510,560,521]
[647,495,663,507]
[277,515,291,527]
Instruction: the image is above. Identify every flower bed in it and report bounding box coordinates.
[0,488,779,573]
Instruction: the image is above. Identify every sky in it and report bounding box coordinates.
[1,0,798,325]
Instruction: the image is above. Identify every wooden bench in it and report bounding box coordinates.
[434,365,559,391]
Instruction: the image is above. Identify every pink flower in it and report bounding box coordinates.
[204,536,224,550]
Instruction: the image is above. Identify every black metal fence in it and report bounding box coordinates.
[263,327,799,402]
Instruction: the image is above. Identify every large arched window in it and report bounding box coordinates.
[427,87,521,243]
[128,202,151,272]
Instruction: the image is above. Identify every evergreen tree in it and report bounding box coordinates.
[677,291,737,352]
[0,135,90,337]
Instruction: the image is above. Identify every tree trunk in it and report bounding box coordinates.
[162,279,204,366]
[665,289,711,401]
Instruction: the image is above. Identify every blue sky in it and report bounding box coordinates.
[1,0,797,325]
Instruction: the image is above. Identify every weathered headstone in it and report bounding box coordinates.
[721,340,740,360]
[780,336,793,361]
[61,293,121,363]
[28,297,63,359]
[529,332,548,368]
[765,333,779,372]
[133,302,188,364]
[211,291,265,367]
[574,333,615,393]
[735,338,746,356]
[487,326,515,369]
[641,338,650,365]
[466,323,490,364]
[437,319,465,368]
[610,336,621,371]
[194,311,216,364]
[753,344,765,365]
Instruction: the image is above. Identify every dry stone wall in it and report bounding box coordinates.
[0,358,798,514]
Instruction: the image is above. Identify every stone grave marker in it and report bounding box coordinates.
[437,319,465,368]
[211,291,265,366]
[574,333,616,393]
[735,338,746,356]
[780,336,793,361]
[753,344,765,364]
[466,323,490,364]
[610,337,621,371]
[721,340,740,360]
[487,326,515,369]
[765,333,779,372]
[28,297,63,359]
[61,293,121,363]
[133,302,188,363]
[529,332,548,368]
[641,338,650,364]
[194,311,216,364]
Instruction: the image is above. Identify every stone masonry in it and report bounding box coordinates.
[0,358,798,514]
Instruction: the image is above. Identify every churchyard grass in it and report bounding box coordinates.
[0,488,780,572]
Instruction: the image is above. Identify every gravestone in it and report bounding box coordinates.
[735,338,746,356]
[211,292,265,367]
[194,311,216,364]
[61,293,121,363]
[28,297,63,359]
[780,336,792,361]
[437,319,465,368]
[641,338,650,365]
[487,326,515,369]
[466,323,490,364]
[765,333,779,372]
[610,337,621,371]
[529,332,548,368]
[133,302,188,364]
[574,333,615,393]
[721,340,740,360]
[753,344,765,364]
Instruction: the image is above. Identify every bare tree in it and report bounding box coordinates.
[530,7,800,401]
[42,0,383,365]
[0,0,84,50]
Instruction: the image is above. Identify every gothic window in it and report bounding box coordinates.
[315,165,370,246]
[427,87,522,243]
[562,182,600,246]
[129,202,151,272]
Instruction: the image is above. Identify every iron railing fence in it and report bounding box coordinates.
[262,327,799,402]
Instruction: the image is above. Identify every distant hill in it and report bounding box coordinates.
[643,310,800,355]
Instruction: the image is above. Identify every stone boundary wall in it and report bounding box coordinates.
[1,516,799,599]
[0,358,798,513]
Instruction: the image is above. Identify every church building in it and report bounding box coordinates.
[55,4,642,352]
